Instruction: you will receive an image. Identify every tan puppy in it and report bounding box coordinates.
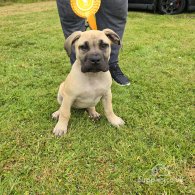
[52,29,125,136]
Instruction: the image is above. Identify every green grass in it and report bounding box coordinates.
[0,1,194,194]
[0,0,54,7]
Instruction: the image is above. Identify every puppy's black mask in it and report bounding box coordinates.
[78,40,110,73]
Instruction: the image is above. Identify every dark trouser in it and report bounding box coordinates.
[56,0,128,67]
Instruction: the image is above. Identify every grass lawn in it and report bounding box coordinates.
[0,1,194,194]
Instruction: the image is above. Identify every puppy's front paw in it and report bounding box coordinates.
[108,115,125,127]
[53,123,67,136]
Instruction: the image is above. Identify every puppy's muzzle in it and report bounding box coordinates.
[81,53,109,73]
[88,54,101,65]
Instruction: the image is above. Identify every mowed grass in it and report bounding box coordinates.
[0,1,194,194]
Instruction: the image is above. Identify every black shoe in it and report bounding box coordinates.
[109,65,130,86]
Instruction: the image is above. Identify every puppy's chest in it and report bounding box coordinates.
[73,84,108,108]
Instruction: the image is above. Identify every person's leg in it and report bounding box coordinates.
[96,0,130,86]
[56,0,85,64]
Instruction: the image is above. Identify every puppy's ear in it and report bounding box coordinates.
[64,31,82,57]
[103,29,121,46]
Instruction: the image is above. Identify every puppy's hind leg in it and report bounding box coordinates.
[87,107,101,121]
[52,110,60,120]
[57,92,63,105]
[52,90,63,120]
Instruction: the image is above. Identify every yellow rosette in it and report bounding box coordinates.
[70,0,101,30]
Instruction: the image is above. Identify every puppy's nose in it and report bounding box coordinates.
[89,54,101,64]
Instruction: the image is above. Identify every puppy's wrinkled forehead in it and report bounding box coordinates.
[77,31,110,46]
[64,29,121,57]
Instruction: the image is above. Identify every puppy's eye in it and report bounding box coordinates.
[79,42,89,52]
[100,42,109,50]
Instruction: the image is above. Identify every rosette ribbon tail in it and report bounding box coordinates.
[87,14,97,30]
